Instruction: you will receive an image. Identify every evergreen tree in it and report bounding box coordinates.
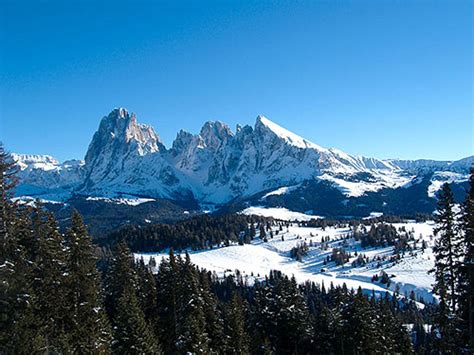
[251,281,278,353]
[199,270,225,352]
[249,222,256,239]
[105,241,159,353]
[112,287,160,354]
[459,167,474,349]
[274,276,311,353]
[259,224,266,240]
[176,252,209,354]
[65,211,111,353]
[0,212,43,353]
[0,144,18,245]
[104,242,138,316]
[156,249,179,354]
[432,276,458,353]
[432,183,461,312]
[135,257,158,324]
[342,288,380,354]
[0,144,43,352]
[312,301,335,354]
[223,293,249,354]
[33,211,71,352]
[378,295,413,354]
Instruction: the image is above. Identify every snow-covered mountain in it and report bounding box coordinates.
[12,153,85,202]
[81,108,193,200]
[12,108,473,216]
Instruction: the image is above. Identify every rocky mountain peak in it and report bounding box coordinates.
[85,108,163,164]
[82,108,167,190]
[199,120,233,151]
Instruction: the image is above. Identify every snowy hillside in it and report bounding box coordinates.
[240,206,322,221]
[137,214,437,304]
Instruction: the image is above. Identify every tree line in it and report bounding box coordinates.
[101,213,274,252]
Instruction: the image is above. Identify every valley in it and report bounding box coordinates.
[137,212,437,304]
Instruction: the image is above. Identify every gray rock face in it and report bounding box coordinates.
[83,108,164,189]
[13,108,473,205]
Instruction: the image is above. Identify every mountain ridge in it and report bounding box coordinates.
[11,107,473,216]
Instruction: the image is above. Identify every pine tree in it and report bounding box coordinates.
[1,212,43,353]
[312,301,335,354]
[0,144,43,352]
[65,211,111,353]
[0,144,18,245]
[249,222,256,239]
[274,276,311,353]
[33,211,71,352]
[459,167,474,349]
[342,288,380,354]
[199,270,225,352]
[176,252,210,354]
[259,224,266,240]
[112,287,160,354]
[378,295,413,354]
[104,241,138,316]
[156,249,179,354]
[106,241,159,353]
[135,257,158,324]
[223,293,249,354]
[431,183,461,312]
[251,281,278,353]
[432,276,458,353]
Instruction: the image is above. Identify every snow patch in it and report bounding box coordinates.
[363,212,383,220]
[85,196,155,206]
[240,206,322,221]
[319,171,413,197]
[261,184,301,199]
[427,171,468,198]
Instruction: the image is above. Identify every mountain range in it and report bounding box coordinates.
[11,108,472,233]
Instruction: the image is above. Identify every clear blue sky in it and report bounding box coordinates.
[1,0,472,161]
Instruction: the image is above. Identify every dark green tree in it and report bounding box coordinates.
[342,288,380,354]
[136,257,159,321]
[0,144,43,352]
[156,249,179,354]
[105,241,159,353]
[199,271,225,352]
[223,293,249,354]
[65,211,111,353]
[432,276,458,353]
[33,211,71,352]
[112,287,160,354]
[176,252,209,354]
[459,167,474,349]
[432,183,461,311]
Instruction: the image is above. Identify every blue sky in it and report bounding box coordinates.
[1,0,472,161]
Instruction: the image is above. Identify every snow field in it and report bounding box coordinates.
[136,218,437,304]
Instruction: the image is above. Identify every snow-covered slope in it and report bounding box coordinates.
[12,108,473,211]
[240,206,322,221]
[137,219,437,303]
